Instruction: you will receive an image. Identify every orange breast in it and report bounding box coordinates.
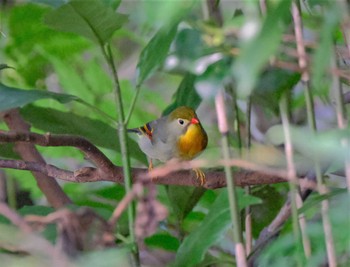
[177,124,208,160]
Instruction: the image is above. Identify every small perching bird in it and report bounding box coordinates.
[128,106,208,185]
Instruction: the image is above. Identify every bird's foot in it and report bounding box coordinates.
[193,168,206,186]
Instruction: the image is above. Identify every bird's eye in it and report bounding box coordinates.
[178,119,184,125]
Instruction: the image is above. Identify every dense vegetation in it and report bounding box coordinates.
[0,0,349,266]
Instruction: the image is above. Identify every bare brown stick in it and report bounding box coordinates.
[0,201,31,232]
[109,182,143,226]
[1,109,71,208]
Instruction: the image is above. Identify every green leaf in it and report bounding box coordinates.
[175,28,204,60]
[253,68,301,114]
[311,4,341,95]
[137,23,178,85]
[44,0,127,45]
[163,72,202,115]
[145,233,180,251]
[0,83,79,112]
[299,188,346,214]
[0,64,14,71]
[232,0,291,98]
[250,185,285,238]
[167,186,206,222]
[174,188,261,267]
[21,105,147,164]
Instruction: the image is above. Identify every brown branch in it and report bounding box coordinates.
[0,129,116,174]
[0,201,32,232]
[0,158,287,188]
[1,109,71,208]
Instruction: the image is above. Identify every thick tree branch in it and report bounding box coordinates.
[1,110,71,208]
[0,129,288,188]
[0,158,287,188]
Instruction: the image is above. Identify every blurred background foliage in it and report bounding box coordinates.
[0,0,349,266]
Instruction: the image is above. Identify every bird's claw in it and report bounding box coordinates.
[193,168,206,186]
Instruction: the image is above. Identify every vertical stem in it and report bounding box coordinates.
[124,84,142,126]
[279,95,303,267]
[292,1,338,264]
[244,97,252,255]
[6,175,16,209]
[103,44,139,264]
[293,0,314,255]
[215,90,247,267]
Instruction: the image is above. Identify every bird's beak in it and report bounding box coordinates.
[191,117,199,124]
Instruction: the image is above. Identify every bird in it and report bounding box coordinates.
[128,106,208,185]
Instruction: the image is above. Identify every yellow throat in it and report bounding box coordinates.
[177,123,207,160]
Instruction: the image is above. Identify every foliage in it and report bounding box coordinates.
[0,0,349,266]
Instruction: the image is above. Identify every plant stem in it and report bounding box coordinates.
[279,95,303,267]
[244,97,252,255]
[215,90,247,267]
[103,43,139,264]
[124,84,142,126]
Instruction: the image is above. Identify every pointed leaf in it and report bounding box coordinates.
[174,188,261,267]
[167,186,206,222]
[163,72,201,115]
[0,83,78,112]
[232,0,291,98]
[0,64,14,71]
[21,105,147,164]
[44,0,127,45]
[311,4,341,95]
[137,24,178,85]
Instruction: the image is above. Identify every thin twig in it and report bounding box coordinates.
[291,1,313,259]
[279,94,303,266]
[0,201,31,232]
[216,89,247,267]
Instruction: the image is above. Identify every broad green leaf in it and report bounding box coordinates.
[140,0,198,30]
[163,72,202,115]
[0,64,14,71]
[0,144,19,159]
[175,28,205,60]
[145,233,180,251]
[6,4,90,86]
[0,83,79,112]
[253,68,301,114]
[174,188,261,267]
[232,0,291,98]
[21,105,147,164]
[259,193,350,267]
[299,188,346,214]
[265,125,350,171]
[30,0,66,8]
[137,23,178,85]
[311,4,341,95]
[250,185,285,238]
[44,0,127,45]
[167,186,206,222]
